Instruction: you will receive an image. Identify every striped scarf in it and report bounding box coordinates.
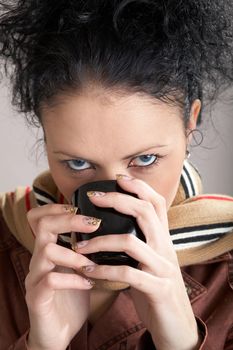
[1,160,233,268]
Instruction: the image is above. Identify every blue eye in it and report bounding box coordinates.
[129,154,158,167]
[66,159,91,171]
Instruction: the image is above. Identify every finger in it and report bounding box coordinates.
[87,191,171,251]
[25,272,94,310]
[81,263,168,298]
[33,213,101,253]
[76,234,175,275]
[29,243,97,285]
[116,175,169,230]
[27,204,78,233]
[38,271,95,291]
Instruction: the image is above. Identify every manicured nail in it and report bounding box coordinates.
[82,265,95,273]
[76,240,89,249]
[71,232,77,251]
[63,205,79,214]
[116,174,133,180]
[84,278,95,287]
[83,216,102,226]
[87,191,106,197]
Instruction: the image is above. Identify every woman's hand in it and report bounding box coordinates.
[77,175,201,350]
[25,204,101,350]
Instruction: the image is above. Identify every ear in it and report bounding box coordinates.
[186,99,202,144]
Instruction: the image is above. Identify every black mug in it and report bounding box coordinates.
[72,180,145,267]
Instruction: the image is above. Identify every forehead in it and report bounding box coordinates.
[42,87,183,124]
[42,88,185,156]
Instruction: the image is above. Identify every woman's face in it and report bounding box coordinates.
[42,88,200,209]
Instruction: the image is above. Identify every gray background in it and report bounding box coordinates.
[0,79,233,195]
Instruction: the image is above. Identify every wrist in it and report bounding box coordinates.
[26,332,68,350]
[150,321,203,350]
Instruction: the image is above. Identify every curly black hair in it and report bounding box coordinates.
[1,0,233,127]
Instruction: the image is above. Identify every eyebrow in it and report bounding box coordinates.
[53,144,168,162]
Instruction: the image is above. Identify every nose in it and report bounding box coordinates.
[94,167,130,182]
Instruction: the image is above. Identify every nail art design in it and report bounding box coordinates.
[87,191,106,197]
[83,216,102,226]
[84,278,95,286]
[116,174,133,180]
[71,232,77,251]
[63,205,79,215]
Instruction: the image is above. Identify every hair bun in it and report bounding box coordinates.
[1,0,233,123]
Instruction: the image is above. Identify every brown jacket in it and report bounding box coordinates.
[0,211,233,350]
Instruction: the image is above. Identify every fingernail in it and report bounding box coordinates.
[84,278,95,287]
[83,217,102,226]
[71,232,77,251]
[63,205,79,215]
[116,174,133,180]
[76,240,89,249]
[82,265,95,273]
[87,191,106,197]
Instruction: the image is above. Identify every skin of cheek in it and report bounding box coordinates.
[46,158,86,203]
[148,169,183,209]
[134,152,186,210]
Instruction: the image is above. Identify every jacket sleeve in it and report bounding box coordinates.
[7,331,30,350]
[197,318,233,350]
[6,332,73,350]
[224,325,233,350]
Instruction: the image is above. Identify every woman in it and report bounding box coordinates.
[1,0,233,349]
